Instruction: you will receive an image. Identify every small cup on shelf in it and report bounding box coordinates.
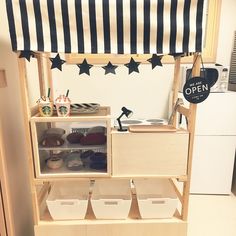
[55,95,71,117]
[37,96,54,117]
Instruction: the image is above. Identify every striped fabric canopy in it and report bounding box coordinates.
[6,0,204,54]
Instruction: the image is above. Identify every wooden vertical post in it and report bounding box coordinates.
[45,53,54,129]
[17,57,40,224]
[35,53,46,97]
[182,53,200,220]
[45,53,54,101]
[0,120,15,236]
[171,57,181,127]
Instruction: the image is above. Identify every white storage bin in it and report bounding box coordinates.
[133,179,177,219]
[91,179,132,219]
[46,180,90,220]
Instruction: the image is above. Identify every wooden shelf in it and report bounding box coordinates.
[38,165,108,179]
[111,175,187,181]
[35,194,187,236]
[38,143,106,151]
[111,128,188,134]
[31,107,110,122]
[33,176,187,185]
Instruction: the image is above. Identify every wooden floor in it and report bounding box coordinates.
[188,194,236,236]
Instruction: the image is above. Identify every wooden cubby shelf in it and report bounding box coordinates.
[15,43,200,236]
[30,106,112,179]
[18,53,200,236]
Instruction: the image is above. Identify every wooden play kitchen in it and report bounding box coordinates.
[24,68,196,235]
[6,0,206,235]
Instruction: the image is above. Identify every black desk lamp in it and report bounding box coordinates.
[117,107,133,132]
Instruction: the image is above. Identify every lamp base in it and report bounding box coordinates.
[117,128,128,132]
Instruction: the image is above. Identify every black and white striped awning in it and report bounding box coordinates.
[6,0,204,54]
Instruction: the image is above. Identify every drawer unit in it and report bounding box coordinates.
[112,131,189,176]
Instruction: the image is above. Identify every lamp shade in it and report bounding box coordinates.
[121,107,133,118]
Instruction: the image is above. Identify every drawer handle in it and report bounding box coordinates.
[60,201,75,206]
[152,200,165,204]
[104,201,118,205]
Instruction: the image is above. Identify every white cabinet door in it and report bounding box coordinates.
[190,135,236,194]
[195,92,236,135]
[177,92,236,135]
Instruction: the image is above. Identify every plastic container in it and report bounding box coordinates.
[91,179,132,219]
[46,180,90,220]
[133,179,177,219]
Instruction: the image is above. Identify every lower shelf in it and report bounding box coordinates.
[36,195,187,236]
[39,165,108,178]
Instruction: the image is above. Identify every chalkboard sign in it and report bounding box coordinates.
[183,76,210,104]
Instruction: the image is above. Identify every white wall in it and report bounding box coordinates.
[0,1,235,235]
[52,63,174,119]
[216,0,236,65]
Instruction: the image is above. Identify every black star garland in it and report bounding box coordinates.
[147,54,163,69]
[125,57,140,74]
[17,52,166,75]
[77,59,93,75]
[102,61,118,75]
[19,50,35,62]
[50,53,66,71]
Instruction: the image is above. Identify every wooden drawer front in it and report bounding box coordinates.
[87,222,187,236]
[35,225,86,236]
[35,222,187,236]
[112,132,189,176]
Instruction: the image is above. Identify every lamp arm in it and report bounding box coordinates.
[117,113,125,131]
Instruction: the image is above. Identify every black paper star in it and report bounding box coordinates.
[125,57,140,74]
[77,59,93,75]
[147,54,163,69]
[50,54,66,71]
[19,50,35,62]
[102,61,118,75]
